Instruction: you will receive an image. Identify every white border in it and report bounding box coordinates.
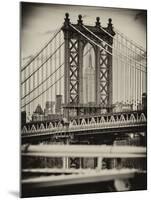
[0,0,150,199]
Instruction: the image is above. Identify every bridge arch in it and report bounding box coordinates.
[22,126,28,134]
[31,125,36,132]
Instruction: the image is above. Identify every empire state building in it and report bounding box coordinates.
[83,53,95,104]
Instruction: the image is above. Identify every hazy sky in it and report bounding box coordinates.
[21,2,147,61]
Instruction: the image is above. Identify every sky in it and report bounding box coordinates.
[20,2,147,111]
[21,2,147,61]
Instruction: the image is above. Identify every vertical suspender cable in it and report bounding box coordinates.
[125,39,128,104]
[136,48,139,108]
[41,50,44,111]
[62,34,64,103]
[50,42,52,103]
[134,46,137,110]
[117,34,119,103]
[134,44,136,109]
[46,46,48,102]
[129,42,132,105]
[144,52,147,94]
[37,55,40,109]
[125,39,127,104]
[28,63,31,117]
[139,50,142,104]
[32,60,35,115]
[59,32,61,95]
[25,70,26,113]
[142,51,144,96]
[132,45,135,109]
[122,36,125,104]
[132,44,135,108]
[136,48,138,106]
[54,37,57,101]
[24,67,26,113]
[128,41,131,104]
[113,34,116,104]
[140,50,142,104]
[119,34,122,103]
[87,44,89,103]
[116,33,119,103]
[126,40,129,104]
[121,35,123,103]
[116,34,118,104]
[36,57,38,112]
[118,34,121,103]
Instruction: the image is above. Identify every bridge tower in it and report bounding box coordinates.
[62,13,115,118]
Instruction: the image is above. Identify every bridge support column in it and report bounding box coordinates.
[79,37,84,104]
[95,46,100,105]
[107,19,114,109]
[97,157,103,170]
[63,156,69,169]
[107,45,113,108]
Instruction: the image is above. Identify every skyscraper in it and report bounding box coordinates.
[55,95,62,114]
[83,53,95,104]
[44,101,55,114]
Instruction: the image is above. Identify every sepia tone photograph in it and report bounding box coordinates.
[20,2,147,198]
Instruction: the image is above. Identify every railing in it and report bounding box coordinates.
[22,169,140,189]
[22,144,146,158]
[22,144,146,191]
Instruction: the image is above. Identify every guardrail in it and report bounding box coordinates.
[21,144,147,195]
[22,144,146,158]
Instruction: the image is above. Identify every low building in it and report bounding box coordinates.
[113,102,133,112]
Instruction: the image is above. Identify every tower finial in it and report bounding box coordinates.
[64,13,70,26]
[107,18,113,30]
[78,14,83,25]
[95,17,101,27]
[108,18,112,24]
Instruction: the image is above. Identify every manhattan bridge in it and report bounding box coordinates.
[21,13,147,196]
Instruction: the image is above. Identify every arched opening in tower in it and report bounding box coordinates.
[83,43,95,104]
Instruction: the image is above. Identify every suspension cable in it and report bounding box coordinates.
[21,42,64,85]
[81,24,146,105]
[21,28,61,72]
[21,63,64,100]
[82,24,146,69]
[21,75,64,109]
[70,24,146,74]
[21,37,92,104]
[99,25,146,59]
[114,28,146,52]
